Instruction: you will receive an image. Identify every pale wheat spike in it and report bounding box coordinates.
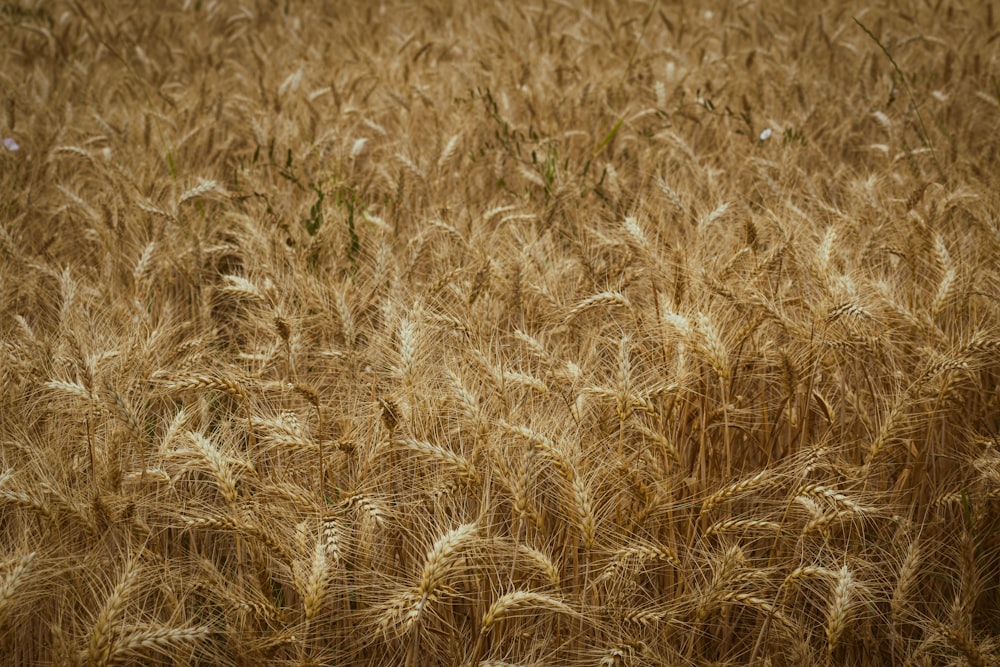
[261,432,320,454]
[517,545,560,586]
[103,387,142,438]
[581,384,620,404]
[45,379,96,403]
[611,334,641,419]
[106,626,212,664]
[0,488,55,521]
[483,204,518,221]
[427,479,463,502]
[933,622,988,667]
[437,132,461,169]
[427,266,466,299]
[178,178,222,205]
[698,201,729,229]
[38,482,98,536]
[661,309,692,339]
[700,470,775,516]
[346,494,387,529]
[334,287,357,347]
[429,312,472,338]
[892,537,921,630]
[445,369,483,424]
[816,226,837,281]
[278,67,302,96]
[827,301,871,323]
[158,407,189,457]
[136,200,176,220]
[133,242,156,285]
[825,565,856,653]
[623,215,651,254]
[481,591,574,633]
[396,151,424,178]
[394,312,419,387]
[161,373,248,400]
[623,608,670,626]
[322,516,341,563]
[395,437,480,487]
[49,144,95,162]
[932,263,956,317]
[802,509,856,537]
[564,291,631,323]
[497,420,557,452]
[598,543,681,583]
[262,482,317,508]
[863,398,908,473]
[512,328,552,365]
[569,474,596,549]
[427,218,465,244]
[719,592,795,630]
[379,524,479,639]
[303,534,330,620]
[783,565,838,590]
[180,513,293,564]
[519,432,573,481]
[796,483,872,514]
[416,523,478,599]
[502,369,550,397]
[220,274,267,303]
[192,555,281,623]
[186,432,240,506]
[697,312,729,379]
[57,187,100,227]
[599,646,632,666]
[697,545,746,621]
[0,551,35,628]
[87,561,140,667]
[517,163,546,188]
[251,411,304,437]
[511,448,538,524]
[704,518,782,539]
[954,529,979,629]
[657,177,687,213]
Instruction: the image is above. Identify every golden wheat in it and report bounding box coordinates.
[1,0,997,664]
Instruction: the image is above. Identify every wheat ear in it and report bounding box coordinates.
[481,591,574,633]
[0,551,35,629]
[87,561,140,667]
[825,564,856,654]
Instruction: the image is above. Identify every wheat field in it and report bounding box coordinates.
[1,1,999,665]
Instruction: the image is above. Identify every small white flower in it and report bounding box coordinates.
[3,137,19,151]
[759,128,772,142]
